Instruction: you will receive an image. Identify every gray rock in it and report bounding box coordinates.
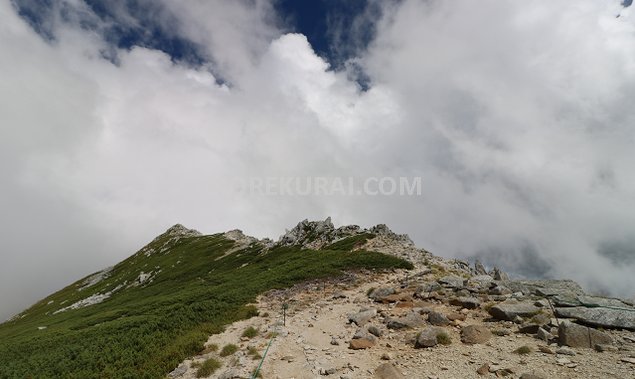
[415,282,442,295]
[460,325,492,344]
[367,325,383,337]
[489,285,512,296]
[474,260,487,275]
[348,308,377,326]
[558,321,613,348]
[594,344,618,352]
[374,363,405,379]
[450,296,481,309]
[517,324,541,334]
[489,301,541,321]
[519,374,546,379]
[386,312,425,329]
[556,346,576,356]
[438,276,465,289]
[530,312,551,325]
[551,294,582,307]
[467,275,494,289]
[415,327,445,348]
[353,328,377,342]
[555,306,635,331]
[319,367,337,375]
[428,311,450,326]
[168,363,188,378]
[330,337,339,346]
[509,279,584,297]
[369,287,397,302]
[536,327,554,342]
[491,267,509,281]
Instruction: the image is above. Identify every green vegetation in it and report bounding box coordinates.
[514,345,532,355]
[247,346,262,360]
[192,357,222,378]
[200,343,218,354]
[219,343,238,357]
[242,326,258,339]
[0,229,411,379]
[436,331,452,345]
[323,233,375,251]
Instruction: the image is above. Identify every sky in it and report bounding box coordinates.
[1,0,634,321]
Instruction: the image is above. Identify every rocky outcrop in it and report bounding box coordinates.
[555,306,635,331]
[488,301,541,321]
[558,321,614,348]
[223,229,258,245]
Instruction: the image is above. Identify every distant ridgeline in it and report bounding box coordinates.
[0,219,413,378]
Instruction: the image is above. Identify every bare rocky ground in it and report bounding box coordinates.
[169,219,635,379]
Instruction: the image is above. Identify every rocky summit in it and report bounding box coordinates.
[3,218,635,379]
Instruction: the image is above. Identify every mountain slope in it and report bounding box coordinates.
[0,222,413,379]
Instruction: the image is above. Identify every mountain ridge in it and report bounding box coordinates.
[2,218,634,378]
[0,218,413,378]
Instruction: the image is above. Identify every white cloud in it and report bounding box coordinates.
[1,0,635,320]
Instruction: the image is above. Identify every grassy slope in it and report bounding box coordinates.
[0,231,412,379]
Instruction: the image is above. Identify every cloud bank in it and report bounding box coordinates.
[1,0,634,320]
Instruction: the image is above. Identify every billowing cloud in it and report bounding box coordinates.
[1,0,634,320]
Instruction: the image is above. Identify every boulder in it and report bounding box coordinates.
[349,338,375,350]
[415,282,442,295]
[555,306,635,331]
[491,267,509,281]
[374,363,405,379]
[517,324,541,334]
[428,311,450,326]
[477,363,489,375]
[556,347,576,356]
[474,260,487,275]
[415,327,446,348]
[369,287,397,302]
[450,296,481,309]
[536,327,554,342]
[460,325,492,344]
[348,308,377,326]
[353,329,377,342]
[168,364,188,378]
[489,301,541,321]
[367,325,383,337]
[438,276,465,289]
[558,321,613,348]
[386,312,425,330]
[489,285,512,295]
[468,275,494,287]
